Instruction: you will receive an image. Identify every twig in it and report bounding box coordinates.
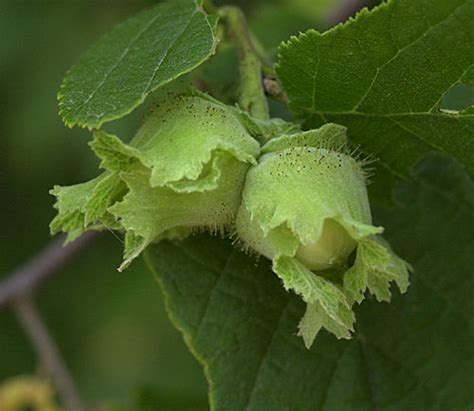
[326,0,373,26]
[0,232,98,410]
[0,231,98,307]
[14,297,86,411]
[219,6,269,120]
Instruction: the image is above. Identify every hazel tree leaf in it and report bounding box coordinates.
[276,0,474,202]
[59,0,217,129]
[145,154,474,410]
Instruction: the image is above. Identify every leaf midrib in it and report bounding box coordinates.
[303,110,474,119]
[141,10,197,97]
[71,9,166,116]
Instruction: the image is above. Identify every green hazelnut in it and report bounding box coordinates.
[235,128,410,347]
[51,92,261,269]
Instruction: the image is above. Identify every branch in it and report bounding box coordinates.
[0,231,98,307]
[0,233,97,409]
[14,297,86,411]
[326,0,373,26]
[219,6,269,120]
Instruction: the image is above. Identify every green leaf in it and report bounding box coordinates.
[146,154,474,410]
[276,0,474,202]
[59,0,217,129]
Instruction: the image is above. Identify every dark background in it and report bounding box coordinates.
[0,0,348,409]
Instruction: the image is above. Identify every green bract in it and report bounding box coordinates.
[51,92,260,270]
[51,90,410,348]
[235,127,411,347]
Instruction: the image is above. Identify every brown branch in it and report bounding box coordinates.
[0,231,98,307]
[14,297,86,411]
[0,232,99,410]
[326,0,373,26]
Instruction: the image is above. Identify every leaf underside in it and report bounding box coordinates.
[277,0,474,203]
[146,154,474,411]
[58,0,217,129]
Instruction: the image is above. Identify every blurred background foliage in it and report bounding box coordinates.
[0,0,346,409]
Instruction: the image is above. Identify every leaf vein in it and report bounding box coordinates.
[75,11,163,117]
[244,300,291,411]
[357,334,379,411]
[318,344,350,411]
[352,3,466,112]
[195,249,236,339]
[142,10,197,95]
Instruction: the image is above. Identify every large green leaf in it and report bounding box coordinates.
[276,0,474,202]
[59,0,217,129]
[146,154,474,410]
